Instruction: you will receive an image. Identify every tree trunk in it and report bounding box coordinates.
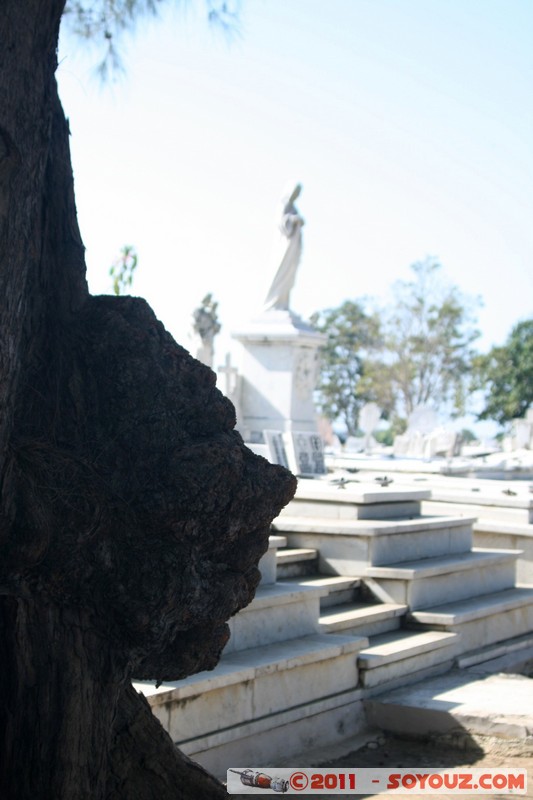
[0,3,296,798]
[0,0,87,472]
[0,598,125,799]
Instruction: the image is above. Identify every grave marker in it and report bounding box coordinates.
[264,430,290,470]
[284,431,326,476]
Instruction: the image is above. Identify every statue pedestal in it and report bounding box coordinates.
[232,309,325,443]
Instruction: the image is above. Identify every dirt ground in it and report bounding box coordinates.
[230,733,533,800]
[316,733,533,800]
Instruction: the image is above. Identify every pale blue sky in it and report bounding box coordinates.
[58,0,533,382]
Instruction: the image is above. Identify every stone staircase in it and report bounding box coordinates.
[420,477,533,584]
[273,478,533,687]
[277,541,458,694]
[134,477,533,777]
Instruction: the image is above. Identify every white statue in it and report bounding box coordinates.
[263,182,305,312]
[191,293,221,368]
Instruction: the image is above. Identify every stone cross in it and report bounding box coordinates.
[218,352,239,398]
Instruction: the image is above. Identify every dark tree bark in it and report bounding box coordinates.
[0,3,296,798]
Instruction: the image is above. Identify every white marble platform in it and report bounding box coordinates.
[319,601,407,637]
[276,545,318,577]
[289,574,361,607]
[273,514,475,574]
[135,632,367,778]
[410,586,533,652]
[365,668,533,745]
[135,479,533,774]
[358,629,458,688]
[187,688,366,778]
[258,534,287,584]
[280,478,431,520]
[424,496,533,525]
[365,548,520,609]
[472,521,533,585]
[224,581,324,653]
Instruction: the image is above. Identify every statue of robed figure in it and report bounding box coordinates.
[263,183,305,312]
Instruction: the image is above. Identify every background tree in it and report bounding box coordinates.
[63,0,240,77]
[311,300,383,436]
[380,258,480,426]
[0,2,295,799]
[312,260,481,435]
[110,244,138,295]
[473,318,533,426]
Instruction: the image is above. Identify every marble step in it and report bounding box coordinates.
[365,669,533,744]
[424,493,533,525]
[134,632,368,778]
[280,574,362,607]
[319,601,407,637]
[258,535,287,585]
[280,479,431,520]
[456,631,533,672]
[365,548,520,610]
[409,586,533,653]
[276,547,318,578]
[273,515,475,575]
[472,521,533,585]
[358,629,458,689]
[225,581,323,653]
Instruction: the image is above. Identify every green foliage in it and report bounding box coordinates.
[312,259,481,434]
[459,428,478,444]
[109,245,138,295]
[382,258,480,424]
[311,300,383,436]
[63,0,162,77]
[373,428,394,447]
[473,318,533,425]
[63,0,241,78]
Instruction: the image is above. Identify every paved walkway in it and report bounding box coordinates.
[319,669,533,798]
[365,669,533,743]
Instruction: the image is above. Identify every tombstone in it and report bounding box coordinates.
[425,427,460,458]
[392,405,440,459]
[264,430,290,470]
[407,405,439,434]
[359,402,381,434]
[393,430,426,458]
[284,431,327,476]
[392,433,410,457]
[406,430,427,458]
[511,418,533,450]
[344,435,366,453]
[359,402,381,452]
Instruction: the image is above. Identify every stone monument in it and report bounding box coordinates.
[263,182,305,312]
[504,408,533,451]
[359,402,381,453]
[191,293,221,368]
[230,183,325,445]
[393,405,460,458]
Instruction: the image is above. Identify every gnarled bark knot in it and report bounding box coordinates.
[2,294,297,682]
